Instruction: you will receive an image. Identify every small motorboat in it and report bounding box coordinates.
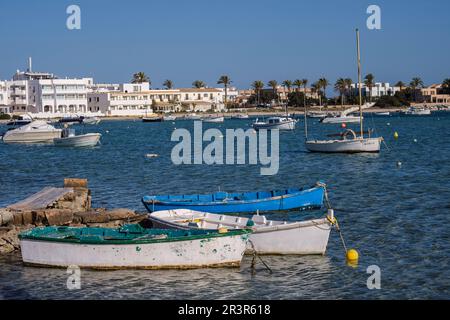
[201,116,224,123]
[59,116,83,124]
[82,116,101,125]
[252,117,296,130]
[6,114,33,126]
[142,183,325,214]
[2,120,62,143]
[320,115,361,124]
[19,224,251,269]
[307,112,326,119]
[163,115,177,121]
[53,128,101,147]
[148,209,333,255]
[305,129,382,153]
[184,113,202,120]
[374,112,390,116]
[232,114,249,119]
[403,107,431,115]
[142,116,163,122]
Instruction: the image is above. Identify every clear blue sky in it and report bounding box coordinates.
[0,0,449,91]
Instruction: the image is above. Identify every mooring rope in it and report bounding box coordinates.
[248,239,273,274]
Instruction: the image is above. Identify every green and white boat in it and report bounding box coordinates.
[19,224,251,269]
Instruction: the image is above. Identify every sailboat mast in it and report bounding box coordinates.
[356,28,363,138]
[304,100,308,141]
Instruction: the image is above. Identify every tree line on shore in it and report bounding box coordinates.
[131,72,450,108]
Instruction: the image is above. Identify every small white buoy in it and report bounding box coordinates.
[387,122,391,126]
[413,139,417,143]
[145,153,159,158]
[106,130,109,133]
[397,161,402,167]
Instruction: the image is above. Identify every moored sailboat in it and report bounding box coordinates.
[305,29,383,153]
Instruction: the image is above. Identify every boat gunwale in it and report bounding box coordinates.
[19,227,251,245]
[142,186,324,207]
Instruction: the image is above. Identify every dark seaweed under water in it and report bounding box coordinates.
[0,112,449,299]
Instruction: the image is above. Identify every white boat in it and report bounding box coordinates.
[184,113,202,120]
[148,209,332,255]
[252,117,296,130]
[202,116,224,123]
[308,112,326,119]
[82,117,101,125]
[53,128,101,147]
[163,115,177,121]
[2,120,62,143]
[404,107,431,115]
[233,114,250,119]
[6,114,33,126]
[320,115,361,124]
[19,224,250,269]
[304,30,383,154]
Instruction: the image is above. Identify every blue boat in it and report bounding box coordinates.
[142,182,326,214]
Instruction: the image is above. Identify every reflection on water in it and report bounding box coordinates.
[1,113,450,299]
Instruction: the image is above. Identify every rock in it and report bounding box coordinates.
[107,208,137,221]
[32,210,47,226]
[0,209,14,226]
[75,211,110,224]
[87,220,123,228]
[44,209,74,226]
[22,211,34,225]
[12,212,23,225]
[64,178,88,188]
[0,238,15,254]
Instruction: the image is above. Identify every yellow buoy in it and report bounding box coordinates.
[394,132,399,140]
[346,249,359,261]
[218,227,228,234]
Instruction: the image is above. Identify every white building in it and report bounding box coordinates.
[349,82,400,98]
[88,87,225,116]
[0,81,9,113]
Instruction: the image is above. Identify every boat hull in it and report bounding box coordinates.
[202,117,224,123]
[54,133,101,147]
[252,120,296,130]
[306,137,381,153]
[3,130,62,143]
[142,186,325,213]
[149,213,331,255]
[142,117,163,122]
[321,116,361,124]
[20,233,248,269]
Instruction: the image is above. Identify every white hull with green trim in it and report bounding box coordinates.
[19,225,250,269]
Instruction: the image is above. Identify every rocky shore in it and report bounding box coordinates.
[0,179,146,254]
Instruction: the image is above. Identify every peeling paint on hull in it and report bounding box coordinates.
[20,234,248,269]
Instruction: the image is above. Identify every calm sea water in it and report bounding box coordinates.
[0,113,449,299]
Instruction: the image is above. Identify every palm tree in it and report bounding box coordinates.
[344,78,353,104]
[132,72,150,84]
[312,81,321,106]
[318,78,329,103]
[217,75,232,105]
[293,79,303,92]
[442,78,450,93]
[410,77,424,102]
[281,80,292,104]
[302,79,308,107]
[334,78,347,107]
[364,73,375,102]
[163,79,173,89]
[251,80,265,105]
[395,81,405,92]
[267,80,279,104]
[192,80,206,89]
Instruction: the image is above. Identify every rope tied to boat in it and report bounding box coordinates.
[248,240,272,275]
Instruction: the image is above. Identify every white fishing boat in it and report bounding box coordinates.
[305,29,383,154]
[308,112,326,119]
[320,114,361,124]
[163,115,177,121]
[19,224,250,269]
[252,117,296,130]
[184,113,202,120]
[233,114,250,119]
[404,106,431,115]
[202,116,224,123]
[148,209,332,255]
[2,120,62,143]
[53,128,101,147]
[82,116,101,125]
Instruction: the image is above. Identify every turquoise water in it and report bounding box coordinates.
[0,113,449,299]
